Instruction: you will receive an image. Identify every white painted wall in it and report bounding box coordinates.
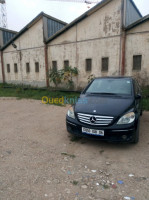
[0,52,2,83]
[3,18,47,87]
[125,20,149,85]
[48,0,122,89]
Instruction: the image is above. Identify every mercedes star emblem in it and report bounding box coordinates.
[90,116,96,123]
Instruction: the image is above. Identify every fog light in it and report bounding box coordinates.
[122,135,127,140]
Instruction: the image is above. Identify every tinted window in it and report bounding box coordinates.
[86,79,132,95]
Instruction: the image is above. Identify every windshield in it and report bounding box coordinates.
[85,78,132,96]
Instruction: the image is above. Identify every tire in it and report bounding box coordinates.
[132,120,140,144]
[140,109,143,116]
[69,134,82,142]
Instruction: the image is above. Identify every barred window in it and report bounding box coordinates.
[86,59,92,72]
[7,64,10,73]
[26,63,30,73]
[35,62,39,73]
[52,61,57,71]
[133,55,142,70]
[14,63,18,73]
[102,57,109,72]
[64,60,69,70]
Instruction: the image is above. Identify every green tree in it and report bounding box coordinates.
[49,66,79,89]
[63,66,79,89]
[49,68,64,88]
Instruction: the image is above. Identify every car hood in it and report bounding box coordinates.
[75,94,134,117]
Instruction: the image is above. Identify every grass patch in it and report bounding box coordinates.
[103,185,109,189]
[0,83,149,110]
[72,180,79,185]
[142,98,149,111]
[0,83,80,105]
[61,152,76,158]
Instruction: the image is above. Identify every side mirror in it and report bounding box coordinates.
[136,94,142,99]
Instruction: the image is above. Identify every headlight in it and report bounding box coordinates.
[117,112,135,125]
[67,106,75,119]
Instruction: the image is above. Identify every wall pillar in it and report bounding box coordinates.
[44,44,49,87]
[121,30,126,76]
[1,51,5,83]
[120,0,126,76]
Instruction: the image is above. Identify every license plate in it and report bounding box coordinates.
[82,127,104,136]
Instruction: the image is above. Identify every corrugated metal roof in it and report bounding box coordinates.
[0,27,17,34]
[126,14,149,30]
[46,0,143,44]
[47,18,66,38]
[125,0,142,27]
[128,0,142,18]
[0,28,17,48]
[2,31,17,46]
[46,0,111,44]
[1,12,67,50]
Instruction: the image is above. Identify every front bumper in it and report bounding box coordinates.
[66,116,137,142]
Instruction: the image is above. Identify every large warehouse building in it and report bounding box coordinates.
[0,27,18,83]
[0,12,66,87]
[0,0,149,89]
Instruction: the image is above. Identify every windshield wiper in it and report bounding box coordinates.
[89,92,118,95]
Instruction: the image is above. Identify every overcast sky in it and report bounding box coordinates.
[5,0,149,31]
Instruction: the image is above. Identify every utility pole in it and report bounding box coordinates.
[0,0,7,28]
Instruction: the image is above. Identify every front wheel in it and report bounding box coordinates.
[131,120,140,144]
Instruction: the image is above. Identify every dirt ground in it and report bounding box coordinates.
[0,98,149,200]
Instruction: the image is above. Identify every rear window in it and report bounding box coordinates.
[85,78,132,96]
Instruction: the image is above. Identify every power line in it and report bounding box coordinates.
[46,0,99,4]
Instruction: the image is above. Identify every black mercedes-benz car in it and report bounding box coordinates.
[66,77,142,143]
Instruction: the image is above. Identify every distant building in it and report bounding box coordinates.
[46,0,146,89]
[0,0,149,88]
[0,12,66,86]
[0,27,17,82]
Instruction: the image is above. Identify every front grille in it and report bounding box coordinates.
[77,113,114,126]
